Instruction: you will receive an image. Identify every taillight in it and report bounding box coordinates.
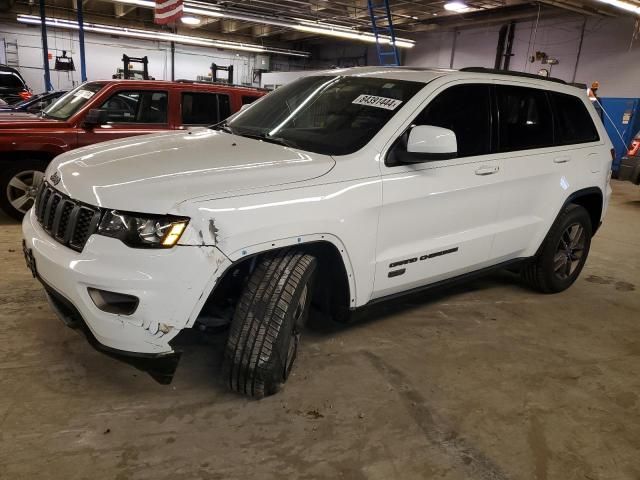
[19,90,32,101]
[627,140,640,157]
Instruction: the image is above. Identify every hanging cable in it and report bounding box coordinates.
[524,3,541,73]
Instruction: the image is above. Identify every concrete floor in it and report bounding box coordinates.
[0,180,639,480]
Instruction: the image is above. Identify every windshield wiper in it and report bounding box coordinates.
[209,120,233,134]
[232,131,298,149]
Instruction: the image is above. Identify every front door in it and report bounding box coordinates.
[77,89,171,147]
[372,83,503,300]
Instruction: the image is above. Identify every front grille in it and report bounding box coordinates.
[34,183,101,252]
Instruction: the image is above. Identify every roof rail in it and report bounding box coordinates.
[459,67,567,85]
[175,79,267,91]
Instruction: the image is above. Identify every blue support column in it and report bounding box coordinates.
[77,0,87,82]
[39,0,53,91]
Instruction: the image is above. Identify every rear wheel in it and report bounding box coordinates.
[223,249,317,398]
[522,204,592,293]
[0,160,47,221]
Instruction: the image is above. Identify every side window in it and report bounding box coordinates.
[496,85,553,152]
[241,95,259,105]
[181,93,231,124]
[99,91,167,124]
[550,92,599,145]
[413,84,492,158]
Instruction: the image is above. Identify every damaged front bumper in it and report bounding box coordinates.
[22,209,230,383]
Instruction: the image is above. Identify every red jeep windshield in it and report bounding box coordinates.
[43,82,106,120]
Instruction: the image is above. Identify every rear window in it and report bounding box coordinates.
[182,92,231,125]
[550,92,599,145]
[241,95,260,105]
[0,71,26,90]
[496,85,554,152]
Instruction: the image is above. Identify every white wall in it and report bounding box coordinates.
[406,15,640,98]
[0,22,260,92]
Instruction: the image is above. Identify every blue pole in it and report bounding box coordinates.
[77,0,87,82]
[39,0,52,91]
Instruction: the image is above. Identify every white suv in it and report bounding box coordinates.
[22,67,613,397]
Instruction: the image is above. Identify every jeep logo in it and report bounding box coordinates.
[49,172,61,186]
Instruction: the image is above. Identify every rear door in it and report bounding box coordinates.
[489,84,600,260]
[179,91,231,128]
[77,89,170,146]
[373,82,503,299]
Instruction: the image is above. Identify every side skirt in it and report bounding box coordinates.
[365,257,528,307]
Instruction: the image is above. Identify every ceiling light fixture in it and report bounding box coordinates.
[444,1,470,12]
[16,14,310,57]
[110,0,415,48]
[293,24,414,48]
[596,0,640,13]
[180,15,201,25]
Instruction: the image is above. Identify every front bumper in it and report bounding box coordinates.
[22,209,229,382]
[618,156,640,185]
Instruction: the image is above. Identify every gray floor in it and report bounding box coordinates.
[1,180,638,480]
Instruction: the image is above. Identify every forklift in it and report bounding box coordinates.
[112,55,155,80]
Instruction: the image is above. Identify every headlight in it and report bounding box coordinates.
[98,210,189,248]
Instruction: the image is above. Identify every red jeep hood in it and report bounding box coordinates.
[0,115,67,128]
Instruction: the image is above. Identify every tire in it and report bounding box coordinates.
[223,249,317,398]
[0,160,47,221]
[521,204,592,293]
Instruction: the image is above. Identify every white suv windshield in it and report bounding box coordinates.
[225,75,425,155]
[43,82,106,120]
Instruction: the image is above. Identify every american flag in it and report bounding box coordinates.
[154,0,183,24]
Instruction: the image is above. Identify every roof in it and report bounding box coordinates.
[85,79,265,92]
[305,66,582,94]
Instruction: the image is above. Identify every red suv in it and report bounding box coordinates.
[0,80,265,220]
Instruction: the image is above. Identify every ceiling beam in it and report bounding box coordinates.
[114,2,136,17]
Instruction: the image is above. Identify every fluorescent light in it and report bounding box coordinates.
[180,15,201,25]
[16,14,310,57]
[597,0,640,13]
[294,24,414,48]
[444,1,470,12]
[110,0,415,48]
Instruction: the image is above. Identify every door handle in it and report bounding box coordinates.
[554,156,570,164]
[475,165,499,176]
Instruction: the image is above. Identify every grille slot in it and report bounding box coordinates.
[35,183,101,252]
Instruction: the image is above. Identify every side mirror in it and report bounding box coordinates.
[404,125,457,162]
[83,109,108,128]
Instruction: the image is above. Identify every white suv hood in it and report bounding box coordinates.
[48,128,336,213]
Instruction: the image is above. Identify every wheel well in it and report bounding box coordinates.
[0,151,54,164]
[570,190,603,234]
[197,241,351,327]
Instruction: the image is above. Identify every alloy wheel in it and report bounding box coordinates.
[6,170,44,213]
[284,284,308,380]
[553,223,586,280]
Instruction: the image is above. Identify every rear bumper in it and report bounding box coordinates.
[618,156,640,185]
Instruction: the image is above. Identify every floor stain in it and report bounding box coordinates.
[364,350,510,480]
[528,414,551,480]
[586,275,635,292]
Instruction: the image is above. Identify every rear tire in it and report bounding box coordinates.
[223,249,317,398]
[522,204,592,293]
[0,160,47,221]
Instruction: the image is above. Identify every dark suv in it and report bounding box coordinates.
[619,133,640,185]
[0,65,31,105]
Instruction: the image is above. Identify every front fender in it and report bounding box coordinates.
[176,177,382,308]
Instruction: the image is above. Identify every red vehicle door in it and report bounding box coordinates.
[77,87,173,147]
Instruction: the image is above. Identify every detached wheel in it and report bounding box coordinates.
[522,204,592,293]
[0,160,47,221]
[223,249,317,398]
